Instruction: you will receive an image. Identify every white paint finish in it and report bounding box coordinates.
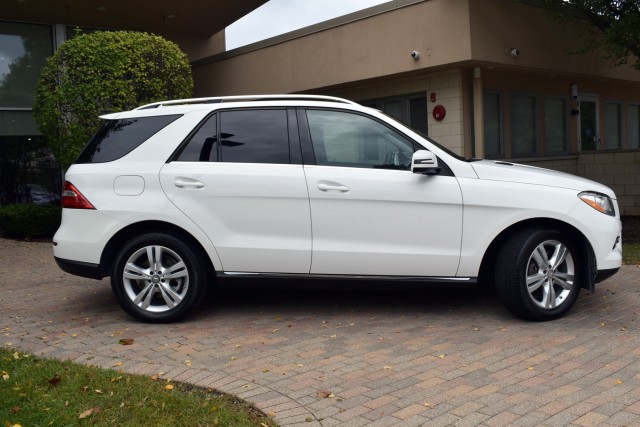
[304,165,463,276]
[160,162,312,273]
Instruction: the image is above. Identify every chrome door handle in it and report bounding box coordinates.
[317,182,349,192]
[174,178,204,188]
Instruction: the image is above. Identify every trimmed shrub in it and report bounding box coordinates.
[34,31,194,168]
[0,203,61,239]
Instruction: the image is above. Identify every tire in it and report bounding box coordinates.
[111,233,208,323]
[495,228,581,321]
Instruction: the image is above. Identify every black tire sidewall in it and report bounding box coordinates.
[111,233,206,323]
[496,229,581,321]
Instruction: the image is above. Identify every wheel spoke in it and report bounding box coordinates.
[164,261,187,279]
[553,273,574,290]
[158,282,183,308]
[527,273,546,293]
[544,281,556,309]
[549,244,568,270]
[146,246,156,270]
[532,245,548,268]
[123,263,149,280]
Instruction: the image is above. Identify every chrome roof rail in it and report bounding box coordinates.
[135,94,358,110]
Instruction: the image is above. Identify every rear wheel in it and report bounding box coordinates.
[111,233,207,322]
[495,228,581,321]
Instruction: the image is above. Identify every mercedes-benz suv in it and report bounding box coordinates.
[53,95,622,322]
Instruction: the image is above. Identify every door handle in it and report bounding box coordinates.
[174,178,204,188]
[317,182,349,192]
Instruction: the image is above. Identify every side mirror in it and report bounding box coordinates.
[411,150,440,175]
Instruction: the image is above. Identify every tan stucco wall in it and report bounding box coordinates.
[164,31,226,62]
[468,0,640,82]
[192,0,473,96]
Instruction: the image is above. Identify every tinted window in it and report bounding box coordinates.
[220,110,289,164]
[306,110,415,170]
[175,114,218,162]
[76,115,180,164]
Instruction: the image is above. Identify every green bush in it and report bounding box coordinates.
[0,203,61,238]
[34,31,194,168]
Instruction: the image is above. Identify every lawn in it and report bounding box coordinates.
[0,348,277,427]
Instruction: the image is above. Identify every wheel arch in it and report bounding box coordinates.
[478,218,596,292]
[99,220,216,281]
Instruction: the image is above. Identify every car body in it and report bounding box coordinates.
[53,95,622,322]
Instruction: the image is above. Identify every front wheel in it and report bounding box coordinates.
[495,229,581,321]
[111,233,208,323]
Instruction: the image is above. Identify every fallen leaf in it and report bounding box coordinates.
[150,374,159,381]
[438,354,445,359]
[165,384,174,390]
[235,344,242,348]
[72,334,78,338]
[316,390,332,398]
[1,371,9,381]
[423,402,431,407]
[616,379,623,385]
[527,367,535,371]
[184,360,192,367]
[262,369,270,373]
[48,374,61,385]
[115,362,123,367]
[119,338,134,345]
[13,352,20,359]
[79,406,102,419]
[11,406,21,413]
[94,389,103,394]
[384,365,392,370]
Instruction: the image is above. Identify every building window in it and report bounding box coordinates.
[483,91,503,158]
[604,101,622,149]
[511,94,537,156]
[1,21,60,205]
[627,104,640,149]
[544,97,568,154]
[362,93,428,136]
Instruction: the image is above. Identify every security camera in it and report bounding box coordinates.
[411,51,420,60]
[510,48,520,58]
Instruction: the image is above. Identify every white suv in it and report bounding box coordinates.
[53,95,622,322]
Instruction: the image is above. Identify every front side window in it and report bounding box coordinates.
[306,110,415,170]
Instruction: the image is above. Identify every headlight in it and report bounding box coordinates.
[578,192,615,216]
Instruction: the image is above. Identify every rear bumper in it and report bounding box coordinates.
[595,267,620,284]
[54,256,103,280]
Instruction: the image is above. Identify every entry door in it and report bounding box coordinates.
[302,109,463,277]
[578,94,600,151]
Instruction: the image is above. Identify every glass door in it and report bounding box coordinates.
[578,94,599,151]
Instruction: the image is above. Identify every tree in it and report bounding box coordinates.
[534,0,640,70]
[33,31,194,168]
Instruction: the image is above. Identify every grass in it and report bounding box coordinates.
[0,348,277,427]
[623,243,640,265]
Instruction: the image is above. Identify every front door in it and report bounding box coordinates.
[301,109,463,277]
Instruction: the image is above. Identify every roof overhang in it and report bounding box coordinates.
[1,0,267,36]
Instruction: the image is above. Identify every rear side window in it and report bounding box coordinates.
[220,110,289,164]
[76,115,181,164]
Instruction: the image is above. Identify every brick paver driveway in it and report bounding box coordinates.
[1,238,639,426]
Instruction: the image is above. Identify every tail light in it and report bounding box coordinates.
[61,181,95,209]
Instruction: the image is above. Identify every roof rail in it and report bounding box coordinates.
[135,94,358,110]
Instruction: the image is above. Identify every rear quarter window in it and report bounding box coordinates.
[75,115,181,164]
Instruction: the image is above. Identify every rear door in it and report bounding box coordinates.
[160,108,312,273]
